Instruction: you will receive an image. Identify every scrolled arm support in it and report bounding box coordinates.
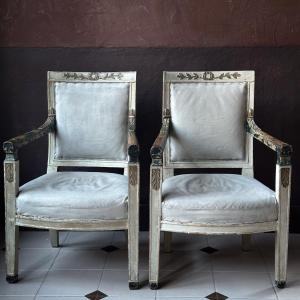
[127,111,139,163]
[3,110,56,161]
[150,110,171,166]
[246,110,292,166]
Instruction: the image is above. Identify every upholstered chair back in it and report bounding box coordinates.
[47,72,136,167]
[163,71,254,168]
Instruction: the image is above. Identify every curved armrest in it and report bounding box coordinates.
[128,112,139,163]
[3,112,56,160]
[246,110,292,166]
[150,110,171,166]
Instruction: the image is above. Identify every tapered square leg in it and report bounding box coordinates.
[49,230,59,247]
[241,234,251,251]
[149,167,162,289]
[6,224,19,283]
[128,164,139,289]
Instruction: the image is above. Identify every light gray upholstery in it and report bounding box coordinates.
[54,82,129,160]
[162,174,277,224]
[17,172,128,220]
[169,82,247,162]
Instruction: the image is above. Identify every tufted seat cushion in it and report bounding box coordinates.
[162,174,278,225]
[17,172,128,220]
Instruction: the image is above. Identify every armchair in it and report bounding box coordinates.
[149,71,292,289]
[3,71,140,289]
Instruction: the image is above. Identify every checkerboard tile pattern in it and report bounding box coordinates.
[0,231,299,299]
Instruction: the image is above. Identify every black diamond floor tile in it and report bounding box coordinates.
[201,246,219,254]
[206,291,228,300]
[101,245,119,252]
[85,290,107,300]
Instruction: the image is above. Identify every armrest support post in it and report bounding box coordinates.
[246,109,292,166]
[128,110,139,163]
[150,109,171,166]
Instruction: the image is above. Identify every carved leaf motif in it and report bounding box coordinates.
[281,168,290,188]
[151,169,161,190]
[176,72,241,81]
[63,72,123,81]
[5,164,14,183]
[129,165,138,186]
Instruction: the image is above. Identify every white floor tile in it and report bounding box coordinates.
[105,249,148,270]
[0,269,47,296]
[0,297,34,299]
[105,297,155,300]
[64,231,114,249]
[99,270,155,297]
[52,249,106,270]
[36,297,86,300]
[19,231,68,249]
[159,250,211,272]
[112,231,149,250]
[157,298,207,300]
[214,271,277,299]
[20,249,59,270]
[0,249,58,271]
[208,234,257,252]
[156,270,214,298]
[212,248,267,272]
[262,248,300,274]
[168,233,208,251]
[37,270,100,296]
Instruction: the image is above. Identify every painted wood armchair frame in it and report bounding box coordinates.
[149,71,292,289]
[3,71,140,289]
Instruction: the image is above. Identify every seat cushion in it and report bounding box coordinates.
[162,174,278,225]
[17,172,128,220]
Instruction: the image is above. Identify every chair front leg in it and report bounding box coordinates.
[128,164,140,290]
[4,160,19,283]
[149,166,162,289]
[275,164,291,288]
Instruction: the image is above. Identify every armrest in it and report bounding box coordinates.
[246,109,292,166]
[128,111,139,163]
[3,110,56,160]
[150,109,171,166]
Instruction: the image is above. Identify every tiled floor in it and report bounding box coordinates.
[0,231,300,299]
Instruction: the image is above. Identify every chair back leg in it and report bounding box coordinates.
[241,234,251,251]
[49,230,59,247]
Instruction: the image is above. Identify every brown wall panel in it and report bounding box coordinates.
[0,47,299,231]
[1,0,300,47]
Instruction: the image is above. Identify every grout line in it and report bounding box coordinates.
[257,242,279,300]
[33,231,69,299]
[96,231,116,291]
[208,235,217,295]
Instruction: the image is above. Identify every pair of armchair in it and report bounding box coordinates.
[3,71,292,290]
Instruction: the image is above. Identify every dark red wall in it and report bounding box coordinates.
[1,0,300,47]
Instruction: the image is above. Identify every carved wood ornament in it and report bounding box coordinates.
[177,71,241,80]
[281,168,290,188]
[129,165,138,186]
[5,164,14,183]
[151,169,161,190]
[63,72,123,81]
